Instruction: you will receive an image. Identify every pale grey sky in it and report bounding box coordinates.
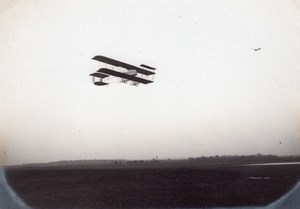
[1,0,300,165]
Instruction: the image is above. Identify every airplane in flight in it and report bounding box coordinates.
[90,55,156,87]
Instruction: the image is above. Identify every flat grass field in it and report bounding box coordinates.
[5,161,300,209]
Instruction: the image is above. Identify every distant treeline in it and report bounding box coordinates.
[11,154,300,168]
[187,154,300,164]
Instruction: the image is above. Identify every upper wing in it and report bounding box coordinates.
[92,56,155,76]
[97,68,153,84]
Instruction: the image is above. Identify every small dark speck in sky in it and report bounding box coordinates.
[253,48,261,51]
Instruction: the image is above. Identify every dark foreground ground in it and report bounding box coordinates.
[5,162,300,209]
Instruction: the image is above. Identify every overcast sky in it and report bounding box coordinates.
[1,0,300,165]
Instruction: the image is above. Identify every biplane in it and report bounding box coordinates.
[90,55,156,86]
